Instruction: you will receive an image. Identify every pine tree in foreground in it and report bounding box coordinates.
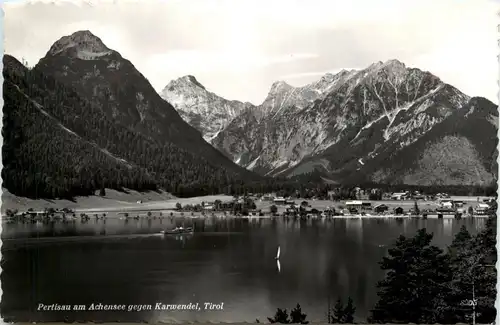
[370,228,452,323]
[290,304,309,324]
[268,304,309,324]
[332,298,344,323]
[268,308,291,324]
[370,216,497,324]
[343,297,356,323]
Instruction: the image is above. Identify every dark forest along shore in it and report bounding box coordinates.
[1,217,487,323]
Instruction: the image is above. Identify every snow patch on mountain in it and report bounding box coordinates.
[247,156,261,170]
[383,101,417,141]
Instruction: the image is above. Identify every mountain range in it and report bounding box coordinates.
[162,60,498,187]
[3,30,498,201]
[3,30,262,199]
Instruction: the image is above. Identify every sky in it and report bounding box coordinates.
[4,0,499,104]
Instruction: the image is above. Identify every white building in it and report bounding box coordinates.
[391,192,410,200]
[474,203,491,215]
[441,201,453,208]
[274,197,286,205]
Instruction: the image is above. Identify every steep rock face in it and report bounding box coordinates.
[34,30,254,176]
[159,76,252,141]
[154,56,495,186]
[213,60,472,178]
[259,71,357,119]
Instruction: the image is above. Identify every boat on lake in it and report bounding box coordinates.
[160,226,194,235]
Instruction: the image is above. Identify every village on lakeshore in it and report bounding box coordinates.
[4,187,497,224]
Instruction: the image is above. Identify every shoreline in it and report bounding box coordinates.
[1,189,234,214]
[3,212,489,222]
[2,189,493,220]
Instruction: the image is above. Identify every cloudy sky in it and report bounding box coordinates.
[4,0,499,104]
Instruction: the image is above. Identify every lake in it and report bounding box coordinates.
[0,216,487,323]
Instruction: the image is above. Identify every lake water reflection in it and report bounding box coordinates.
[1,216,486,323]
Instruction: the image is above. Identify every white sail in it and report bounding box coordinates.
[277,260,281,273]
[276,246,281,259]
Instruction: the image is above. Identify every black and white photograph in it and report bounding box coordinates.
[1,0,498,323]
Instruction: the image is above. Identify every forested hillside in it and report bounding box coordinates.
[3,55,261,199]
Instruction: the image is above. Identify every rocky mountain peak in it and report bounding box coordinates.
[176,75,206,90]
[314,72,343,89]
[362,59,408,80]
[379,59,407,74]
[368,59,404,69]
[159,75,251,142]
[468,96,497,109]
[319,72,335,82]
[3,54,28,76]
[186,75,205,87]
[383,58,405,67]
[34,30,251,178]
[162,76,207,96]
[269,80,293,93]
[47,30,113,60]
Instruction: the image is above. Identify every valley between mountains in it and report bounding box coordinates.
[3,30,498,201]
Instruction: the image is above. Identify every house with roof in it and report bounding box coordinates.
[393,206,404,215]
[374,204,389,213]
[474,203,491,215]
